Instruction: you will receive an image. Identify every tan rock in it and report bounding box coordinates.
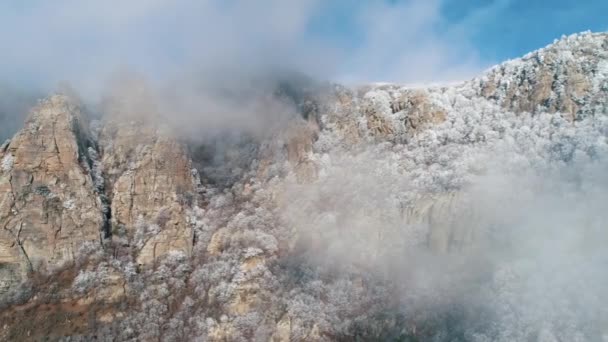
[207,227,229,256]
[98,312,115,324]
[75,267,127,307]
[271,316,292,342]
[95,270,127,303]
[240,255,265,272]
[405,193,479,253]
[229,280,261,315]
[285,118,319,183]
[99,117,198,265]
[207,321,237,341]
[478,38,602,120]
[400,90,447,131]
[0,95,104,296]
[365,109,395,137]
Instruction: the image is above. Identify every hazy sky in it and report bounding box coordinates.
[0,0,606,92]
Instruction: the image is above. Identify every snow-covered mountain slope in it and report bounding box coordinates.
[1,31,608,341]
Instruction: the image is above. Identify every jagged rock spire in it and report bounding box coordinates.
[0,95,104,295]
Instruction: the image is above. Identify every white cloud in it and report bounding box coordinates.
[0,0,489,141]
[337,0,485,83]
[0,0,484,91]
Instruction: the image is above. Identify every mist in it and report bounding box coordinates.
[277,108,608,340]
[0,83,41,141]
[0,0,483,141]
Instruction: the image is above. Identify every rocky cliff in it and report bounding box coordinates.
[1,31,608,341]
[97,116,199,265]
[0,96,104,297]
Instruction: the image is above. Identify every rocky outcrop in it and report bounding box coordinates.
[0,95,104,295]
[0,92,205,299]
[474,32,608,120]
[404,193,482,253]
[284,117,320,183]
[98,117,200,265]
[315,84,449,148]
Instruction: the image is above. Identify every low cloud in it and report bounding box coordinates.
[0,0,484,91]
[0,0,487,140]
[279,133,608,339]
[341,0,484,83]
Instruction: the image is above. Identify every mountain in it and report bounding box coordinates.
[1,31,608,341]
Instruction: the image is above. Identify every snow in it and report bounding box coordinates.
[1,153,14,172]
[62,198,76,210]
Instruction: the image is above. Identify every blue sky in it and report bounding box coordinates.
[0,0,606,91]
[441,0,608,61]
[308,0,608,65]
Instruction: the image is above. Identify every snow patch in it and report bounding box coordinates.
[1,154,14,172]
[63,198,76,210]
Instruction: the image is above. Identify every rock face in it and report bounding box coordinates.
[474,32,608,119]
[0,96,104,295]
[98,117,199,265]
[404,192,482,253]
[317,33,608,149]
[0,92,203,297]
